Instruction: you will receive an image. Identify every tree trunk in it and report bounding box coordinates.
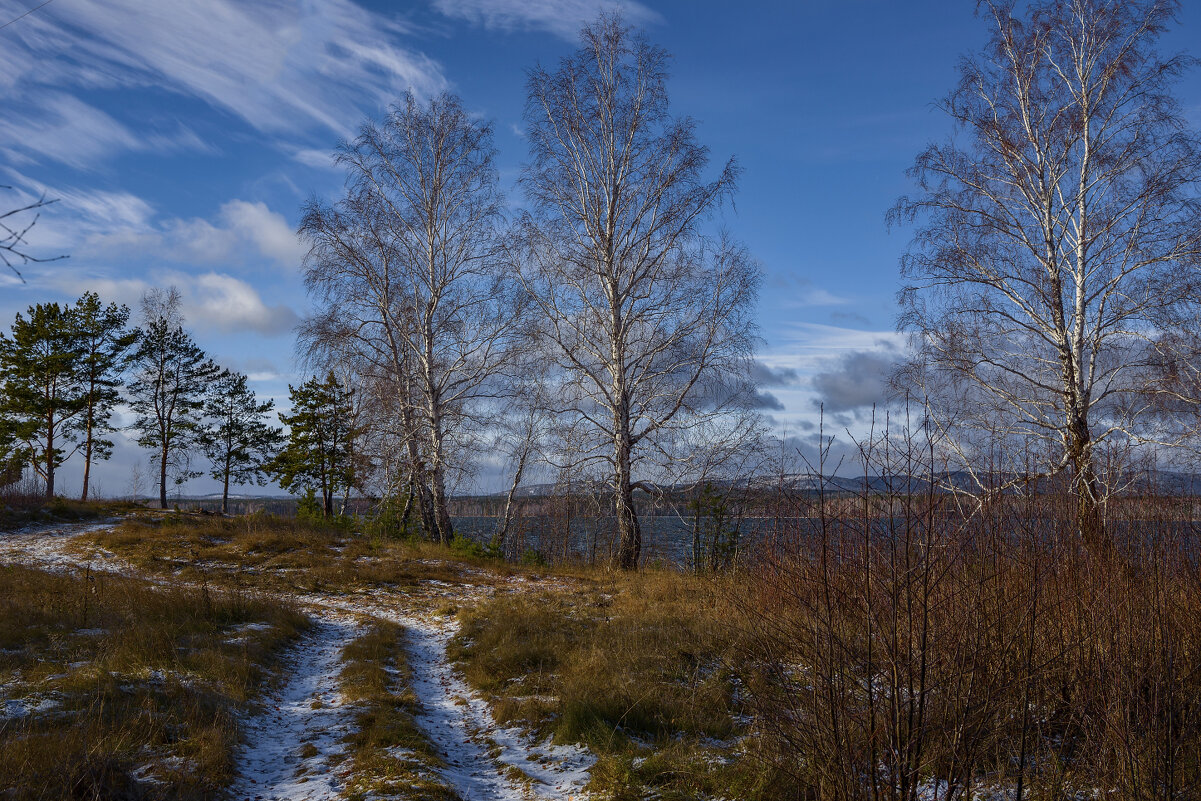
[430,465,453,546]
[159,445,169,509]
[425,392,453,545]
[418,477,438,543]
[612,358,641,569]
[494,449,529,555]
[400,474,415,535]
[81,411,93,501]
[614,439,641,570]
[44,415,54,499]
[399,381,438,541]
[1068,417,1104,546]
[81,441,91,501]
[221,465,230,515]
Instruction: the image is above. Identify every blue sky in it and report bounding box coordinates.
[1,0,1199,497]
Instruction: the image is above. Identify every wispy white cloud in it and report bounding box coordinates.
[0,93,141,169]
[767,273,852,307]
[290,147,338,169]
[794,287,850,306]
[184,272,299,335]
[60,270,298,337]
[432,0,660,40]
[759,323,906,383]
[0,176,157,254]
[6,176,304,272]
[0,0,449,166]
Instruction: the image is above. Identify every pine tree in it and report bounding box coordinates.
[0,302,86,497]
[68,293,138,500]
[203,370,283,514]
[127,290,222,508]
[0,412,28,489]
[270,373,356,517]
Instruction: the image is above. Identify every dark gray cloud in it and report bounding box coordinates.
[750,360,800,388]
[749,390,785,411]
[775,432,864,475]
[811,349,902,413]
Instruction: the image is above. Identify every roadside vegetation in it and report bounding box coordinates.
[80,512,783,797]
[0,562,307,800]
[448,571,778,800]
[28,492,1201,801]
[338,622,458,801]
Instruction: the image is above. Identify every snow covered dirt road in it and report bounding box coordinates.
[229,617,363,801]
[0,520,596,800]
[403,614,594,800]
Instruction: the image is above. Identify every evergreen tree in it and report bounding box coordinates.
[0,302,86,497]
[0,413,28,489]
[203,370,283,514]
[127,290,222,508]
[68,293,138,500]
[270,373,356,516]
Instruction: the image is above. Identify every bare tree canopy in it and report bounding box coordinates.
[518,15,761,569]
[891,0,1201,541]
[300,91,517,543]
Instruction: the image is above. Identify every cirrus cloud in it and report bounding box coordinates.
[432,0,660,40]
[0,0,449,167]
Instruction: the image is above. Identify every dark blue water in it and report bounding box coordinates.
[451,514,782,567]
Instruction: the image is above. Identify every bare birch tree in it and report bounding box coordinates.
[518,15,761,569]
[302,91,515,544]
[490,352,556,554]
[299,191,432,535]
[891,0,1201,541]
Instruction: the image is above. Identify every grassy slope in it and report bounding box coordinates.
[81,513,774,799]
[0,563,307,800]
[0,495,143,532]
[448,572,778,801]
[89,512,497,596]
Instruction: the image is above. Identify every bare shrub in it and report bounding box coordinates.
[736,419,1201,800]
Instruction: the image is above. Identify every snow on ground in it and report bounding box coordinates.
[398,611,595,800]
[229,616,363,801]
[0,520,600,800]
[1,693,62,719]
[312,591,597,799]
[0,520,126,575]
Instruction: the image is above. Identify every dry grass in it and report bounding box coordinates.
[449,570,778,800]
[337,622,459,801]
[0,563,308,800]
[736,496,1201,801]
[86,512,514,599]
[0,494,142,532]
[51,498,1201,800]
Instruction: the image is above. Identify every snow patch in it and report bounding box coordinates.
[398,612,595,800]
[229,617,363,801]
[1,694,61,719]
